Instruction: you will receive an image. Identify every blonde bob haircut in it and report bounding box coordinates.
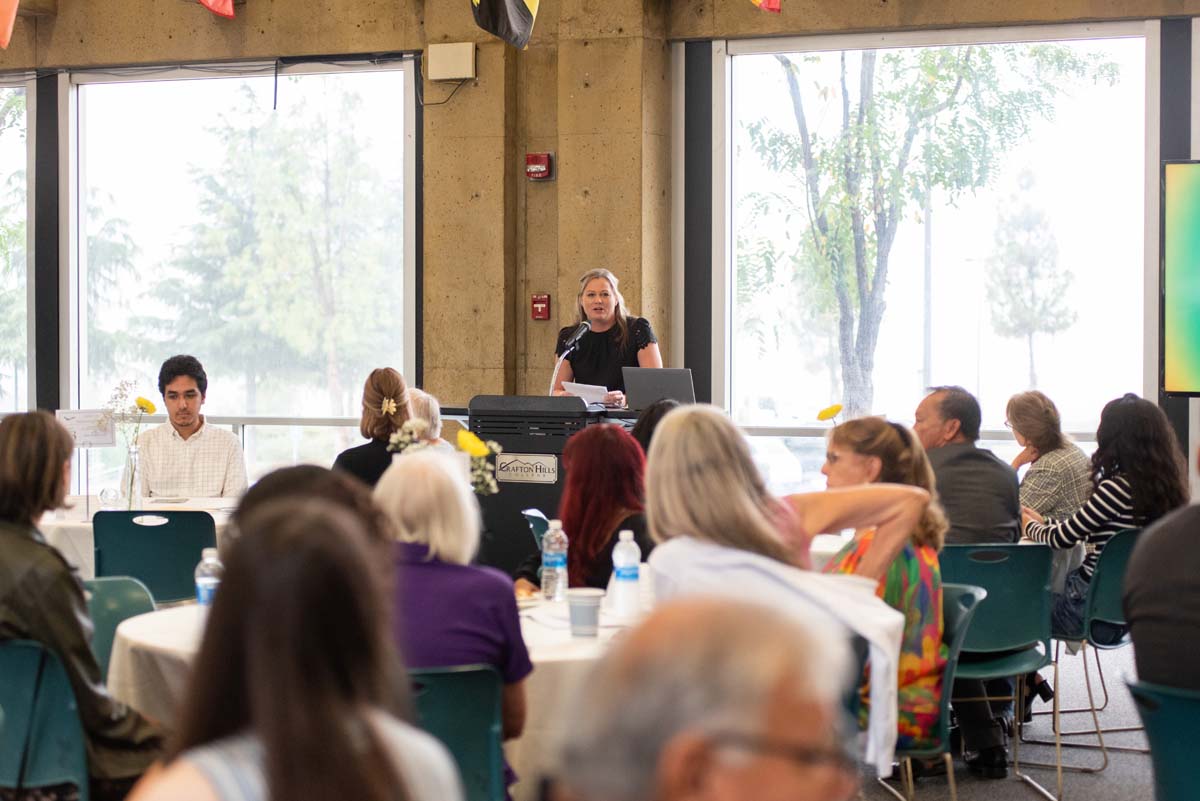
[646,404,791,564]
[360,367,412,441]
[373,449,480,565]
[828,417,949,550]
[574,268,632,351]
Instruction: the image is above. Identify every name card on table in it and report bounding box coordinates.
[56,409,116,449]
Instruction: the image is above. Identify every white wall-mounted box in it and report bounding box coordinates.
[427,43,476,81]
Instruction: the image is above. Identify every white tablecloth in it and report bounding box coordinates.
[39,496,234,580]
[107,600,615,801]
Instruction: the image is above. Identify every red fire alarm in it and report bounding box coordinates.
[531,293,551,320]
[526,152,554,181]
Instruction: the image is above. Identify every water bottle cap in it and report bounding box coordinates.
[618,529,633,541]
[202,547,219,560]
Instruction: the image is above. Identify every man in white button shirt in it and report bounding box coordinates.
[137,355,248,498]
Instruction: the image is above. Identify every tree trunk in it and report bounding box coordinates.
[1027,332,1037,388]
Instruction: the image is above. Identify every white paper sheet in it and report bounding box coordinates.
[562,381,608,405]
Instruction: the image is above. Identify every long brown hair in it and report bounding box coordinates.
[169,500,411,801]
[829,417,949,550]
[360,367,412,441]
[1006,391,1068,455]
[1092,394,1189,524]
[0,411,74,528]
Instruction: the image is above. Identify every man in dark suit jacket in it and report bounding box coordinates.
[913,385,1020,779]
[914,385,1020,544]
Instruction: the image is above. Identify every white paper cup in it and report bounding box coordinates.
[567,588,605,637]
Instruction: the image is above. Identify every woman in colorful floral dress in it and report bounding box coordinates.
[820,416,949,750]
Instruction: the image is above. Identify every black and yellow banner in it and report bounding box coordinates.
[471,0,539,49]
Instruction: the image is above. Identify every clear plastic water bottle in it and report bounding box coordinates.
[195,547,223,606]
[541,519,569,602]
[611,530,642,620]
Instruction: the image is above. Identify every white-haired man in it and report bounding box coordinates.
[557,597,858,801]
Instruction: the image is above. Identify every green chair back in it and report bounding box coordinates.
[84,577,156,680]
[1082,529,1139,645]
[940,544,1053,653]
[0,641,91,801]
[0,640,42,790]
[521,509,549,550]
[1127,680,1200,801]
[93,510,216,603]
[898,583,987,758]
[410,665,504,801]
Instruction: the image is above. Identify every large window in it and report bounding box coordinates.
[0,83,29,412]
[71,62,414,479]
[726,28,1148,438]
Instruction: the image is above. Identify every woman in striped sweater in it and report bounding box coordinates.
[1022,394,1188,642]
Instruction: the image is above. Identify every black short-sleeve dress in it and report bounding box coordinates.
[555,316,657,393]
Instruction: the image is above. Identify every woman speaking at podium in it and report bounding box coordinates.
[552,268,663,407]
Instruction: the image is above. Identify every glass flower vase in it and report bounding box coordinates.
[123,444,143,511]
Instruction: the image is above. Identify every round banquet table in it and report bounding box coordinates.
[39,496,235,580]
[107,600,622,801]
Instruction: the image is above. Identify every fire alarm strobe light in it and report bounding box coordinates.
[526,152,554,181]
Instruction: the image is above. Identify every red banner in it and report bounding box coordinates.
[0,0,19,50]
[750,0,781,12]
[200,0,236,19]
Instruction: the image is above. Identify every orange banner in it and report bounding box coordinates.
[0,0,19,50]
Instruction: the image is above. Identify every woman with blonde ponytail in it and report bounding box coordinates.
[820,416,949,751]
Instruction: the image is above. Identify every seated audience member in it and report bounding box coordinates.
[231,464,394,552]
[514,424,654,593]
[1006,391,1091,520]
[630,397,679,454]
[1024,393,1188,641]
[1124,464,1200,690]
[408,387,454,450]
[820,417,949,754]
[137,355,247,498]
[913,385,1019,544]
[333,367,412,487]
[0,411,162,801]
[645,404,928,774]
[128,500,462,801]
[558,597,858,801]
[373,450,532,789]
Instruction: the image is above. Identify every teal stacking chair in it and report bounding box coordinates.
[410,665,504,801]
[0,640,43,793]
[84,577,156,680]
[878,583,987,801]
[1023,529,1145,766]
[940,544,1061,799]
[93,510,216,603]
[1127,680,1200,801]
[0,640,91,801]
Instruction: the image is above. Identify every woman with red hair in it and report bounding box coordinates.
[514,424,654,592]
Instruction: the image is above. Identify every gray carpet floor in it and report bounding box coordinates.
[862,645,1157,800]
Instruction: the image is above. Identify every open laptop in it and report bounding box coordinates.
[622,367,696,411]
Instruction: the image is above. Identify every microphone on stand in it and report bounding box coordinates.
[560,321,591,354]
[549,321,592,396]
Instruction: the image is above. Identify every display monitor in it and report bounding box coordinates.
[1162,160,1200,395]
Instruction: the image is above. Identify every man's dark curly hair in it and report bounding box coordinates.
[158,354,208,396]
[1092,393,1189,525]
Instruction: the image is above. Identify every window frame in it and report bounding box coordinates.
[0,72,39,413]
[707,21,1161,441]
[60,57,419,417]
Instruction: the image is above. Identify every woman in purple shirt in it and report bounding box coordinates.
[374,449,533,786]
